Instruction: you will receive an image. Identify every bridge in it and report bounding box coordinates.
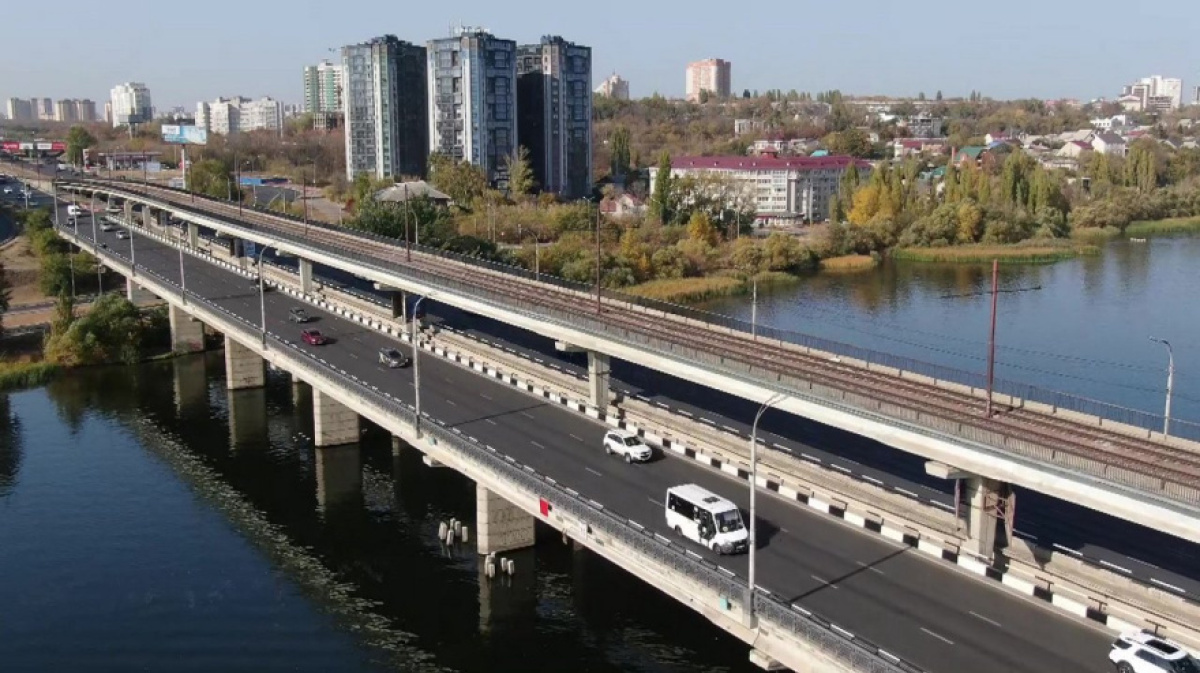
[36,176,1162,672]
[53,176,1200,557]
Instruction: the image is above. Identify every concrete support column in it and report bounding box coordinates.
[187,222,199,248]
[123,201,132,225]
[142,206,152,229]
[313,389,360,447]
[224,335,265,390]
[587,351,610,410]
[125,277,156,303]
[299,257,314,295]
[391,290,407,322]
[315,444,362,511]
[169,304,205,353]
[476,485,535,555]
[966,476,1002,558]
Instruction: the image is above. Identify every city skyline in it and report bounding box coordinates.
[1,0,1197,111]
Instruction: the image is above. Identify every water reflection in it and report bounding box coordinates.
[0,395,21,498]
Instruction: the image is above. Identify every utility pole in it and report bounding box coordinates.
[595,202,602,314]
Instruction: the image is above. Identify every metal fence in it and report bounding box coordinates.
[61,222,924,673]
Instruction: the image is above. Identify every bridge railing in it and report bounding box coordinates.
[75,176,1199,443]
[61,222,924,673]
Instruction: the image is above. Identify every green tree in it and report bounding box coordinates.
[187,159,236,200]
[65,126,96,166]
[649,152,674,224]
[505,146,536,197]
[609,126,631,178]
[823,128,872,157]
[428,153,488,206]
[44,293,144,366]
[685,211,719,247]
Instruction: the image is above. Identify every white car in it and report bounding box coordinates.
[115,230,130,240]
[2,187,11,194]
[602,429,653,463]
[1109,630,1200,673]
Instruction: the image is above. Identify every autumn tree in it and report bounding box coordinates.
[649,152,674,224]
[505,146,536,197]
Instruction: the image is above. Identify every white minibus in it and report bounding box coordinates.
[664,484,749,555]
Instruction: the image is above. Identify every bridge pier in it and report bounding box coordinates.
[926,462,1011,559]
[169,304,205,353]
[142,205,152,229]
[123,201,133,226]
[315,444,362,511]
[224,335,265,389]
[476,485,535,555]
[299,258,314,295]
[312,389,360,447]
[187,222,199,248]
[555,341,611,409]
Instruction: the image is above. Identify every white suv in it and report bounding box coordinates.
[1109,630,1200,673]
[602,430,653,463]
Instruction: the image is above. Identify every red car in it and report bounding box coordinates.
[301,329,328,346]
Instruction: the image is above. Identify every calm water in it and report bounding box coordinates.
[0,356,755,673]
[704,235,1200,427]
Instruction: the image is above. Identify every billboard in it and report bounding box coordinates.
[161,125,208,145]
[1,141,66,153]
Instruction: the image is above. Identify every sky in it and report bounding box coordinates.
[1,0,1196,110]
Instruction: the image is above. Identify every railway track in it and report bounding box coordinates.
[82,180,1200,502]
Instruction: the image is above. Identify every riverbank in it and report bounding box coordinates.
[625,271,797,303]
[891,243,1098,264]
[1125,217,1200,236]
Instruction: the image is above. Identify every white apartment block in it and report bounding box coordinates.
[1122,75,1183,111]
[110,82,152,127]
[196,96,283,135]
[303,60,344,113]
[594,73,630,100]
[685,58,731,102]
[647,155,871,223]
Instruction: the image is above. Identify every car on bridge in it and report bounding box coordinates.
[603,429,653,463]
[301,329,328,346]
[115,230,130,240]
[665,484,749,555]
[378,348,411,368]
[100,220,117,232]
[288,308,311,323]
[1109,630,1200,673]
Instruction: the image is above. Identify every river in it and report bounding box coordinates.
[0,356,756,673]
[702,234,1200,430]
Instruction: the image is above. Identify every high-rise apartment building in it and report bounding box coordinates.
[6,98,33,121]
[341,35,429,180]
[110,82,153,127]
[594,73,630,100]
[685,58,731,102]
[427,29,517,185]
[516,35,593,198]
[76,99,97,122]
[38,98,54,120]
[196,96,283,135]
[54,99,78,123]
[1122,75,1184,111]
[303,60,345,114]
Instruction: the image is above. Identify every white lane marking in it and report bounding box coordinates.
[348,352,358,359]
[920,628,955,646]
[969,611,1001,628]
[520,412,534,419]
[530,441,545,449]
[647,497,663,507]
[855,561,885,575]
[485,419,498,426]
[585,467,604,477]
[479,393,492,400]
[569,433,584,442]
[810,575,839,589]
[445,399,456,407]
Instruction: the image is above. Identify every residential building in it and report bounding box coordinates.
[1056,141,1092,159]
[593,73,629,100]
[6,98,33,121]
[427,29,517,185]
[893,138,948,159]
[110,82,153,127]
[342,35,429,180]
[1092,132,1127,157]
[647,155,871,223]
[516,35,592,198]
[685,58,731,102]
[104,102,112,124]
[1090,115,1130,131]
[1122,75,1183,111]
[734,118,768,136]
[54,99,78,123]
[76,99,97,122]
[599,191,646,218]
[1193,86,1200,106]
[196,96,283,135]
[303,60,344,114]
[38,98,53,120]
[901,113,944,138]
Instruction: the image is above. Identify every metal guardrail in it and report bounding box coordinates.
[59,222,924,673]
[65,180,1200,508]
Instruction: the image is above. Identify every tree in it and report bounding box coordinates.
[649,152,674,224]
[698,90,712,104]
[505,146,536,197]
[823,128,872,157]
[65,126,96,166]
[428,153,488,206]
[188,159,236,200]
[685,211,719,247]
[609,126,631,178]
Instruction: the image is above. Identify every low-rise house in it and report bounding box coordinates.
[1057,141,1092,159]
[599,192,647,218]
[1092,133,1128,157]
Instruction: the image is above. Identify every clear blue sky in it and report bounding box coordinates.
[1,0,1195,110]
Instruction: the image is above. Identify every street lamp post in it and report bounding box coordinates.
[594,202,602,314]
[1150,337,1175,437]
[90,192,102,290]
[747,392,786,628]
[257,245,271,347]
[412,296,428,438]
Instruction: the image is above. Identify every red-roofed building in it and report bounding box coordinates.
[647,155,872,223]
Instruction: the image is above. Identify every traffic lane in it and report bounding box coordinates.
[112,231,1112,673]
